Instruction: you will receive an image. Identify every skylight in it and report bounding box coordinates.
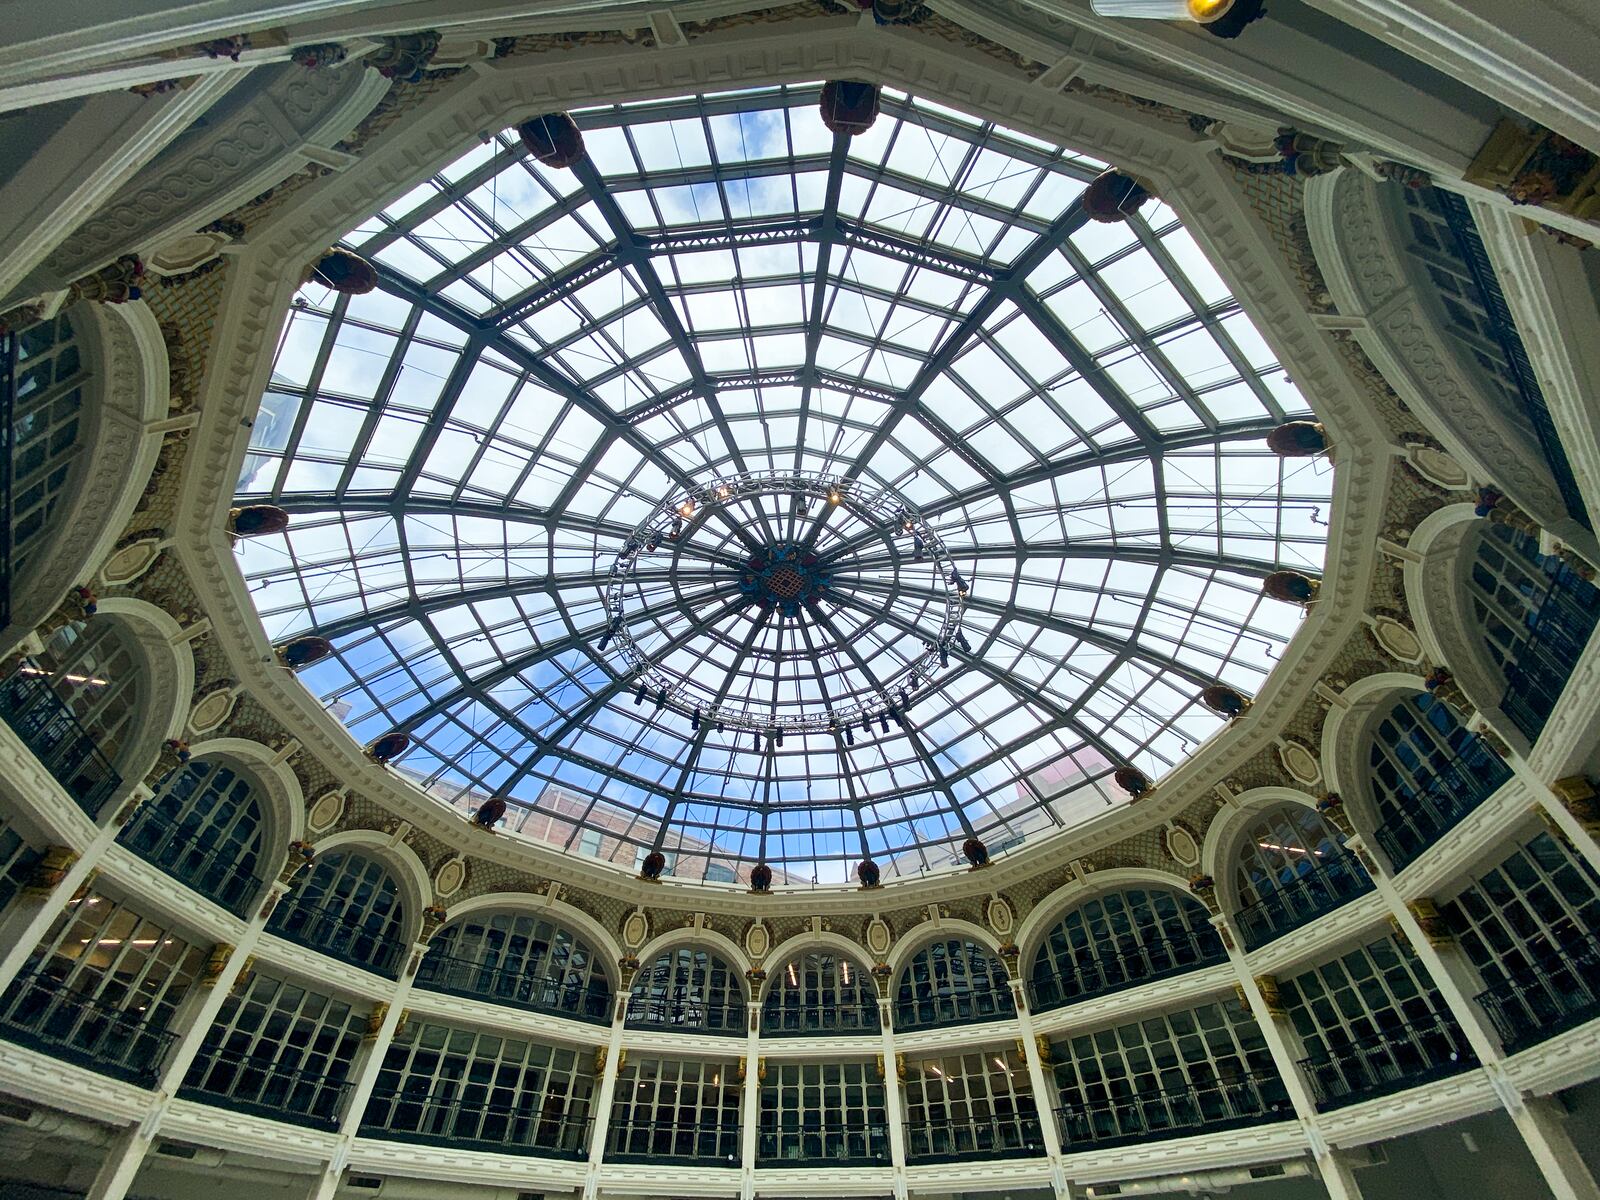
[235,84,1331,886]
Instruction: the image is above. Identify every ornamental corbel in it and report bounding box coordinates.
[1406,899,1453,947]
[1254,975,1285,1019]
[199,944,234,988]
[23,847,78,896]
[1551,777,1600,840]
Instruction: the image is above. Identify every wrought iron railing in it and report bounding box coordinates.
[605,1116,741,1164]
[1298,1011,1475,1109]
[1474,930,1600,1054]
[1,330,15,631]
[116,812,261,917]
[0,971,176,1085]
[1499,569,1600,744]
[1374,741,1511,871]
[756,1121,890,1166]
[1432,188,1590,531]
[624,993,745,1036]
[1055,1072,1289,1149]
[761,998,880,1036]
[0,664,120,817]
[904,1113,1045,1162]
[1234,851,1374,951]
[892,987,1015,1031]
[266,902,406,979]
[360,1088,591,1157]
[181,1047,353,1128]
[415,953,611,1025]
[1027,928,1227,1012]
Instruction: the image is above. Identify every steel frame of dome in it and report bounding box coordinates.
[236,83,1331,885]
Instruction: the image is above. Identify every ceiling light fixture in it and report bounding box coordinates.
[1089,0,1264,38]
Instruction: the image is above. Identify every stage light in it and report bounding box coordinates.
[677,498,696,519]
[827,485,842,505]
[939,644,949,669]
[956,630,971,653]
[692,707,702,732]
[844,725,855,745]
[655,688,666,710]
[635,683,647,706]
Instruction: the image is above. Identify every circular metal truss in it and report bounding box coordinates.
[601,469,970,734]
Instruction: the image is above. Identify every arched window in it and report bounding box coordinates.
[2,619,140,814]
[894,938,1014,1030]
[1367,692,1510,871]
[117,759,266,915]
[11,310,88,582]
[1468,524,1599,738]
[418,910,611,1023]
[762,950,879,1035]
[269,850,406,978]
[1231,805,1371,951]
[626,945,744,1036]
[1029,888,1223,1012]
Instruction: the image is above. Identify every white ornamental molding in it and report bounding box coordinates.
[433,854,467,899]
[172,19,1394,918]
[1277,739,1323,787]
[306,789,346,833]
[186,680,239,735]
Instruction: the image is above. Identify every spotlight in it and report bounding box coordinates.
[879,711,890,735]
[645,536,658,552]
[892,707,907,730]
[795,497,810,516]
[692,707,702,732]
[844,725,855,746]
[599,626,614,652]
[635,683,647,706]
[913,536,924,558]
[939,644,949,669]
[774,727,784,748]
[898,688,909,709]
[668,517,682,540]
[754,731,762,752]
[716,484,731,500]
[655,687,666,710]
[950,570,969,597]
[677,498,696,519]
[827,485,843,505]
[956,630,971,654]
[716,720,726,734]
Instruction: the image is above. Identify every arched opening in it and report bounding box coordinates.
[0,617,145,816]
[1366,691,1511,871]
[417,909,612,1024]
[268,849,407,978]
[761,949,879,1035]
[893,938,1014,1031]
[117,756,268,916]
[1466,523,1598,741]
[626,944,745,1036]
[1028,886,1224,1012]
[1229,804,1371,951]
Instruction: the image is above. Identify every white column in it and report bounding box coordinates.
[740,1000,760,1200]
[581,996,628,1200]
[877,994,908,1198]
[0,819,127,996]
[83,1124,154,1200]
[1010,981,1065,1163]
[1506,1095,1600,1200]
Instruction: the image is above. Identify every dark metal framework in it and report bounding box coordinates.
[236,85,1330,884]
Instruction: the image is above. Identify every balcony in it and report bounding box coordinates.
[605,1116,740,1165]
[762,998,880,1037]
[1474,931,1600,1054]
[1298,1012,1476,1109]
[1499,569,1599,744]
[1,330,14,630]
[1027,928,1226,1013]
[415,953,611,1025]
[0,971,176,1085]
[0,665,120,818]
[179,1048,352,1128]
[1055,1072,1289,1150]
[1235,851,1374,952]
[1374,742,1511,872]
[757,1121,889,1166]
[267,902,405,979]
[624,994,744,1037]
[893,990,1015,1032]
[116,811,261,917]
[904,1113,1045,1163]
[360,1088,591,1158]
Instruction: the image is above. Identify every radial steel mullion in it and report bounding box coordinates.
[794,614,875,864]
[267,291,353,498]
[790,127,852,482]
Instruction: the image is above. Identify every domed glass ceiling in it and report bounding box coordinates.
[235,84,1331,886]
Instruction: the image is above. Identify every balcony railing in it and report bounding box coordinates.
[116,813,261,917]
[0,665,120,817]
[0,971,176,1085]
[605,1116,741,1164]
[1298,1012,1475,1109]
[1499,569,1600,744]
[1374,741,1511,872]
[761,998,880,1036]
[1234,851,1374,952]
[624,994,744,1037]
[1027,928,1227,1013]
[180,1048,353,1128]
[360,1089,591,1158]
[1474,930,1600,1054]
[415,953,611,1025]
[757,1122,890,1166]
[904,1113,1045,1163]
[1,330,15,631]
[892,989,1015,1032]
[267,902,405,979]
[1055,1072,1289,1150]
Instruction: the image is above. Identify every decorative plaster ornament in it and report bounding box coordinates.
[1278,741,1322,787]
[865,916,892,959]
[144,231,233,277]
[433,856,466,898]
[621,908,650,953]
[985,895,1015,937]
[306,790,344,833]
[744,920,772,962]
[1404,442,1472,491]
[186,681,237,735]
[1370,615,1424,664]
[1164,824,1201,868]
[100,537,164,586]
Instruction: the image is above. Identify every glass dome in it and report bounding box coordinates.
[235,84,1331,885]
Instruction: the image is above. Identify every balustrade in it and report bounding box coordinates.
[1235,851,1373,952]
[1055,1072,1289,1149]
[415,952,610,1024]
[0,664,120,817]
[1375,742,1511,871]
[0,970,175,1084]
[1028,928,1226,1012]
[1298,1013,1475,1109]
[903,1113,1044,1162]
[1474,930,1600,1053]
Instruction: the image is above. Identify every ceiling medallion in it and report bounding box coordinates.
[601,470,970,734]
